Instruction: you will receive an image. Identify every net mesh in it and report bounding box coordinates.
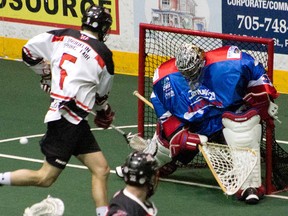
[200,143,257,195]
[138,24,288,193]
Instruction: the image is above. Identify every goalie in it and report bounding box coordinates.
[117,43,279,204]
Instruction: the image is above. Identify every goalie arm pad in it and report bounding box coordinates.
[169,128,208,157]
[161,115,183,138]
[243,92,279,121]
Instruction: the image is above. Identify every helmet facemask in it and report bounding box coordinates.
[176,43,205,83]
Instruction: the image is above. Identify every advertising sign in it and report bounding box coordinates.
[0,0,119,34]
[222,0,288,54]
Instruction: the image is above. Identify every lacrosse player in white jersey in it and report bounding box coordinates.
[0,4,114,216]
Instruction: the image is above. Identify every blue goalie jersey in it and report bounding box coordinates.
[151,46,278,137]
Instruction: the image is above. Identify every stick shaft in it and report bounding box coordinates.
[133,90,154,109]
[110,124,125,135]
[90,111,129,143]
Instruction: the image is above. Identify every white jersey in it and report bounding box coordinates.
[23,28,114,124]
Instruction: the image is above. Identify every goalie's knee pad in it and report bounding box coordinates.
[222,109,261,149]
[143,133,171,167]
[222,109,262,189]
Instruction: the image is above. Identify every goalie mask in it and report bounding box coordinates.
[82,4,112,42]
[175,43,205,82]
[123,152,159,198]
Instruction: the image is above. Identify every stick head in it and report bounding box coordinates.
[127,133,149,151]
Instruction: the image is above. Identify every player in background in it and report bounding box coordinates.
[118,43,279,204]
[0,4,114,216]
[108,152,159,216]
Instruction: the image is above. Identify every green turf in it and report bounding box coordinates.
[1,59,288,216]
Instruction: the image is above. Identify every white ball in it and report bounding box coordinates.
[19,137,29,145]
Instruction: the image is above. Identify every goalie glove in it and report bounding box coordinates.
[243,92,280,122]
[94,103,115,129]
[23,195,64,216]
[169,128,208,157]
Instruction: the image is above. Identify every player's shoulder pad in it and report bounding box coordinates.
[153,58,178,84]
[205,46,242,66]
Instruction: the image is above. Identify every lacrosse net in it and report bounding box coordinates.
[137,23,288,194]
[199,143,257,195]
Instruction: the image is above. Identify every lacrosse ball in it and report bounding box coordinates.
[19,137,29,144]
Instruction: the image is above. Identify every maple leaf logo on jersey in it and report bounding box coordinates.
[80,34,89,40]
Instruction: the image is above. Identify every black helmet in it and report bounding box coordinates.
[123,152,159,197]
[82,4,112,41]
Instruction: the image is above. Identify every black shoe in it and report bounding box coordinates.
[243,187,259,204]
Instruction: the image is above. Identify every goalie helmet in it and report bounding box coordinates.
[81,4,112,42]
[123,151,159,198]
[175,43,205,82]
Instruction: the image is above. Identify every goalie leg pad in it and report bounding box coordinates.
[222,110,262,189]
[222,109,261,149]
[143,133,171,167]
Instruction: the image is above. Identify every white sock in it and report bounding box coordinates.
[0,172,11,185]
[96,206,108,216]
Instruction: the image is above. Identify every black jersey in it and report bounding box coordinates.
[107,189,157,216]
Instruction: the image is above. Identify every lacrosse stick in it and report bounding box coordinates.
[132,90,258,195]
[90,111,131,144]
[199,143,257,195]
[23,195,64,216]
[108,124,148,151]
[90,111,146,150]
[133,90,154,109]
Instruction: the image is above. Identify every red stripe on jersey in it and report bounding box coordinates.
[153,58,178,84]
[76,100,91,112]
[247,85,279,99]
[50,92,73,101]
[95,55,105,69]
[52,35,64,42]
[23,47,33,58]
[48,107,57,112]
[62,106,81,121]
[205,46,241,66]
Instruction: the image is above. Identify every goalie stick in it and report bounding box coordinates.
[133,90,154,109]
[132,90,258,195]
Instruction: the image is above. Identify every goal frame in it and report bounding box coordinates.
[137,23,276,194]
